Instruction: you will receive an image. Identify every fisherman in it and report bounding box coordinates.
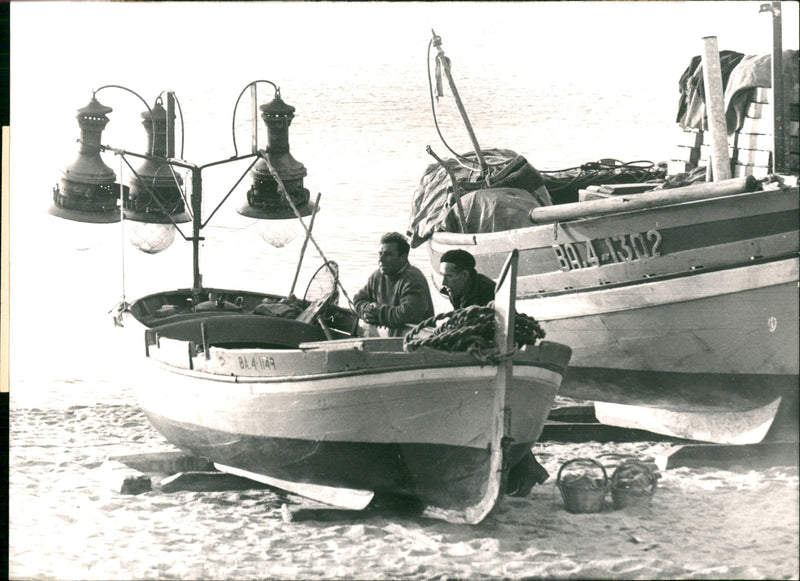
[439,249,550,495]
[439,249,496,309]
[353,232,435,336]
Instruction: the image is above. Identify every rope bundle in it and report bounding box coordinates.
[404,305,545,365]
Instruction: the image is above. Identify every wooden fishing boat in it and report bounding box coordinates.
[123,252,571,523]
[410,29,798,444]
[50,79,570,524]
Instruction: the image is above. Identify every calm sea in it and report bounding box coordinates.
[8,2,799,579]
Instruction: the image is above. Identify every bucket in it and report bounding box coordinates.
[610,460,659,509]
[556,458,608,514]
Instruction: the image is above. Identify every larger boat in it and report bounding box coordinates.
[409,27,798,444]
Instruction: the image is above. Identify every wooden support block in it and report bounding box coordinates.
[160,471,271,493]
[108,451,215,475]
[753,87,772,103]
[99,460,152,495]
[676,130,704,148]
[736,148,772,167]
[790,120,800,137]
[667,160,697,175]
[672,145,702,164]
[655,441,799,471]
[733,163,771,178]
[736,131,775,151]
[746,101,770,119]
[741,116,772,135]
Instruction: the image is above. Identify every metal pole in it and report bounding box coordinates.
[431,31,488,176]
[250,83,259,154]
[190,167,203,298]
[166,92,175,158]
[289,192,322,296]
[762,1,786,173]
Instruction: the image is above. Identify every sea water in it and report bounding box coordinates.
[8,2,799,579]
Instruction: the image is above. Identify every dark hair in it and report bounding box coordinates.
[440,249,476,271]
[380,232,410,256]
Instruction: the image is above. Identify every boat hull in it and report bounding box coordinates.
[134,334,568,512]
[427,183,799,442]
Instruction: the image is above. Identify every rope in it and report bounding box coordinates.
[540,159,666,193]
[404,305,546,365]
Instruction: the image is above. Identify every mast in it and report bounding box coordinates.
[431,30,488,177]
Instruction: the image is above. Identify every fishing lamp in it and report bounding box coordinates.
[50,97,126,223]
[238,91,316,247]
[124,98,190,254]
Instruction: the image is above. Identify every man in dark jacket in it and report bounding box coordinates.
[439,249,496,309]
[353,232,435,335]
[440,248,549,495]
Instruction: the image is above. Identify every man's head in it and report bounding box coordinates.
[378,232,410,275]
[439,249,475,299]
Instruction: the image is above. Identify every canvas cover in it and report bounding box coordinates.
[407,149,550,247]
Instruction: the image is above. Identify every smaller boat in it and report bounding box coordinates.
[49,77,570,524]
[126,252,571,524]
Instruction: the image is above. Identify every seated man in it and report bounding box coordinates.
[439,249,496,309]
[353,232,435,335]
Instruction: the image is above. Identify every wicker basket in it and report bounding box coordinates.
[610,460,659,509]
[557,458,609,514]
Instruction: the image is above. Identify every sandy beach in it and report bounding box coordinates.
[9,390,799,580]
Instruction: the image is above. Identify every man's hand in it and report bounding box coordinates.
[361,302,380,324]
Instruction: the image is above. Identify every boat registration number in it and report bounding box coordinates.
[552,229,663,271]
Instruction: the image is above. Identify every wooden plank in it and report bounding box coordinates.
[655,441,798,471]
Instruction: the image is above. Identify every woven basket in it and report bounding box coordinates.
[610,460,659,509]
[557,458,608,514]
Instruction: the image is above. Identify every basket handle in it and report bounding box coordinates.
[610,460,659,492]
[557,457,609,486]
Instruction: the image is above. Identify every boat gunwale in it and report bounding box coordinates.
[430,183,798,245]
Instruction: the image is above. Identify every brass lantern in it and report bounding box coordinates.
[50,98,126,223]
[238,92,316,220]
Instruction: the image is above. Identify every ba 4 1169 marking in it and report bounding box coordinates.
[553,229,662,271]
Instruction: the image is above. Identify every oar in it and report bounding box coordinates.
[214,463,374,511]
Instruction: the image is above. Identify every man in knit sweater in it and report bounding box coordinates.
[353,232,434,335]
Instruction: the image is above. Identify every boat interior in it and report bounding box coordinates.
[132,287,361,352]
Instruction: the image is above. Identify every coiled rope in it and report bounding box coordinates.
[403,305,546,365]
